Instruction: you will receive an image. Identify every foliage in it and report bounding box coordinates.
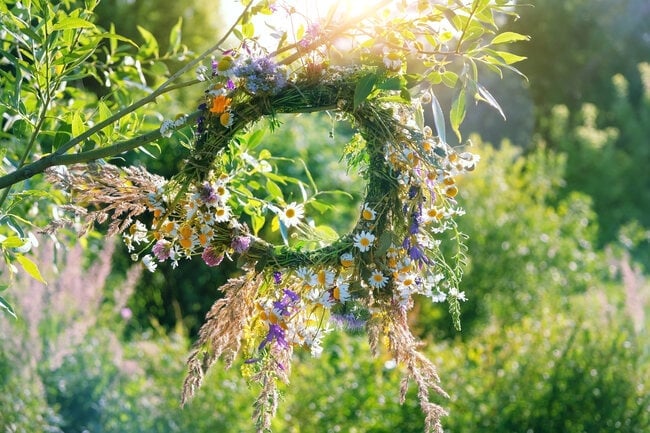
[0,0,191,298]
[0,1,529,431]
[416,140,603,338]
[503,0,650,112]
[540,63,650,266]
[439,305,650,433]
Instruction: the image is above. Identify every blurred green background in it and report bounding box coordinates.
[2,0,650,432]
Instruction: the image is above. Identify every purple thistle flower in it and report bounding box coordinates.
[231,235,251,254]
[152,240,171,261]
[232,56,287,95]
[201,246,223,267]
[259,323,288,351]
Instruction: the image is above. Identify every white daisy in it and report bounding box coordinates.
[213,204,231,223]
[396,272,419,294]
[361,203,376,221]
[142,254,157,273]
[333,279,351,302]
[296,267,318,287]
[316,268,335,288]
[280,202,305,228]
[368,270,388,288]
[353,230,375,252]
[340,252,355,268]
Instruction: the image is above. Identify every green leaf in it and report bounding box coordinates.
[247,129,266,149]
[96,31,138,48]
[354,72,378,110]
[495,50,527,65]
[0,295,16,319]
[266,179,284,202]
[475,83,505,120]
[137,25,159,57]
[313,225,339,242]
[52,17,95,31]
[52,124,72,151]
[1,236,25,249]
[491,31,530,45]
[450,88,466,141]
[441,71,458,88]
[168,17,183,53]
[241,21,254,39]
[430,92,446,143]
[376,76,402,91]
[15,254,47,284]
[71,112,84,137]
[251,214,265,236]
[309,200,333,214]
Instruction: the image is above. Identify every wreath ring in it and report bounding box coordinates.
[46,63,475,430]
[174,68,439,290]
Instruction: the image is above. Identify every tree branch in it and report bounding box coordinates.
[0,111,200,189]
[0,1,254,194]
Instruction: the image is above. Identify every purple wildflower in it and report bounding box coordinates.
[231,235,251,254]
[232,56,287,95]
[283,289,300,302]
[408,185,419,199]
[410,207,423,235]
[330,313,367,331]
[299,23,321,48]
[273,271,282,285]
[152,239,171,261]
[199,182,218,204]
[259,323,288,351]
[201,246,224,267]
[408,244,431,267]
[273,289,300,317]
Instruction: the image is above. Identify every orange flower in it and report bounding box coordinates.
[210,94,232,114]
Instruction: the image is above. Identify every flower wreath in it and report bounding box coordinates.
[49,56,476,432]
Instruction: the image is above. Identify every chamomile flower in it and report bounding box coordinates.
[448,287,467,301]
[361,203,376,221]
[219,111,234,128]
[340,252,355,268]
[368,270,388,288]
[353,230,375,252]
[142,254,157,272]
[316,268,335,288]
[296,267,318,287]
[396,272,418,293]
[383,51,402,71]
[332,279,351,302]
[213,204,231,223]
[280,202,304,228]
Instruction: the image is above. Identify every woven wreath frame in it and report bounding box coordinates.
[174,69,437,293]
